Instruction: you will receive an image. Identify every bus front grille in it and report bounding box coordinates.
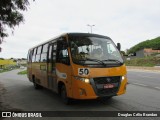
[93,76,121,96]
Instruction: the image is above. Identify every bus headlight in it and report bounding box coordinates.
[122,75,127,81]
[74,76,90,83]
[84,78,90,83]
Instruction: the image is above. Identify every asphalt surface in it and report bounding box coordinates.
[128,69,160,90]
[0,69,160,120]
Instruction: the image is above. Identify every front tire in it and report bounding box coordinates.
[61,85,71,105]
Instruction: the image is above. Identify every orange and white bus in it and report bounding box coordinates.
[27,33,127,104]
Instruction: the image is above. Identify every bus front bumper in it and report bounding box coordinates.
[71,76,127,100]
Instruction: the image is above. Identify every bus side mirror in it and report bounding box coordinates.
[117,43,121,51]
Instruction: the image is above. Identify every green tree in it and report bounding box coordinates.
[0,0,34,45]
[128,37,160,54]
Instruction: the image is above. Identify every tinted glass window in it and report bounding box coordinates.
[27,50,30,62]
[28,50,33,62]
[53,43,57,61]
[41,53,47,62]
[35,54,41,62]
[56,40,69,65]
[53,51,56,61]
[48,42,57,63]
[32,48,37,62]
[42,44,48,53]
[37,46,42,54]
[48,44,52,62]
[33,48,37,55]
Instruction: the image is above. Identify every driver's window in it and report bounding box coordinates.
[107,42,120,58]
[56,39,70,65]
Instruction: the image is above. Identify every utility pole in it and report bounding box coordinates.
[87,24,95,33]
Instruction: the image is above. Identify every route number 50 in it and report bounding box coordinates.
[78,68,89,76]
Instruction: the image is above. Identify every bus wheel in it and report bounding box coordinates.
[61,85,71,105]
[33,80,42,89]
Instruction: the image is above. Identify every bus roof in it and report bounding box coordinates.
[67,33,111,39]
[28,32,111,50]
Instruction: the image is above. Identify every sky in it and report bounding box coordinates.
[0,0,160,58]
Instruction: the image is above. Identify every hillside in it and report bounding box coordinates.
[128,37,160,54]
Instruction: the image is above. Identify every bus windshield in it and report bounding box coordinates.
[69,36,124,66]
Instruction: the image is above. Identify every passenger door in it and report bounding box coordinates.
[47,42,57,91]
[56,39,72,97]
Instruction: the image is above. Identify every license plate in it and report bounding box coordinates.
[104,84,114,89]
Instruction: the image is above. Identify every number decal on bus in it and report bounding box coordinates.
[78,68,89,76]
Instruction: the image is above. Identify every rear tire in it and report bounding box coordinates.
[33,78,42,89]
[61,85,71,105]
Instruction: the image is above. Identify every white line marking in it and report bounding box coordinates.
[132,83,148,87]
[154,87,160,90]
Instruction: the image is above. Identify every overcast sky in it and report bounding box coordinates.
[0,0,160,58]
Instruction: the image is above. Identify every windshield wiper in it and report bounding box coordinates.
[79,58,106,66]
[102,59,123,64]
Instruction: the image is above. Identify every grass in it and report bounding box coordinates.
[125,57,160,67]
[0,65,20,73]
[18,70,27,75]
[0,69,12,73]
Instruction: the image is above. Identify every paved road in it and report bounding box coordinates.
[128,69,160,90]
[0,69,160,120]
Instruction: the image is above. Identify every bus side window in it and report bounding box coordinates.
[47,42,57,68]
[28,50,33,63]
[32,48,37,62]
[52,43,57,62]
[35,46,42,62]
[41,43,48,62]
[56,40,70,65]
[27,50,30,62]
